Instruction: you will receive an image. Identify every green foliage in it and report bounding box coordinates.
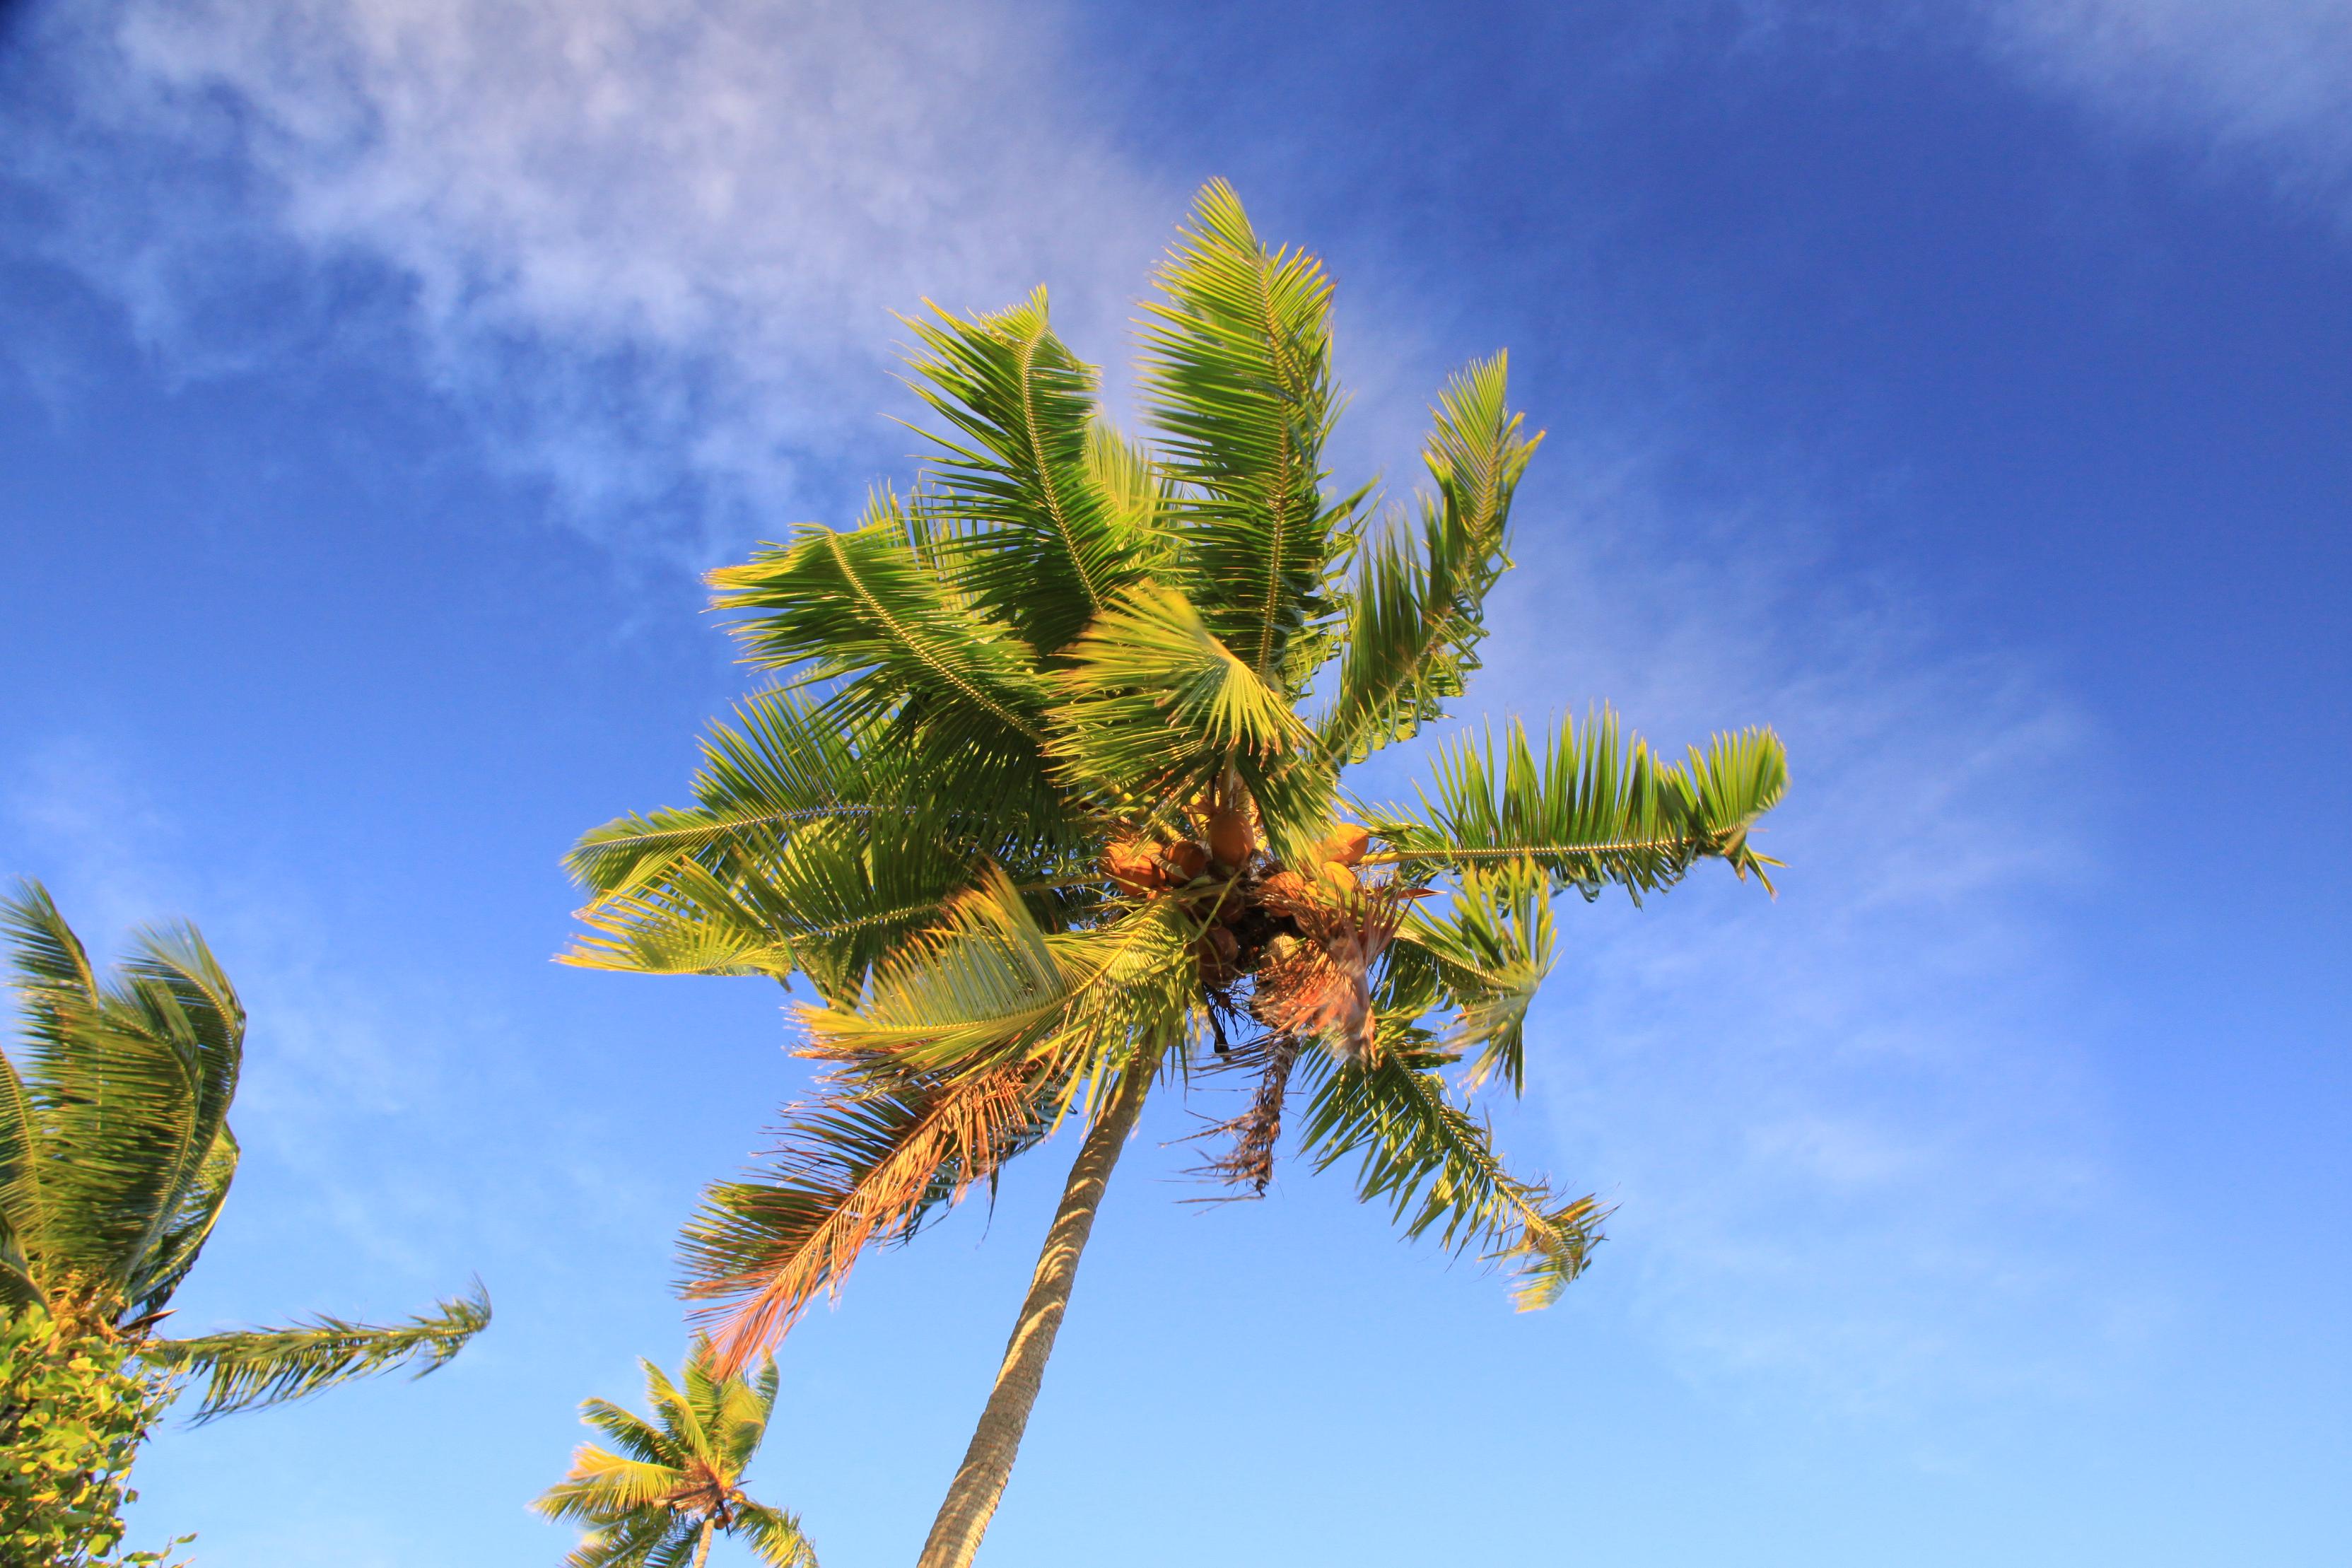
[534,1342,817,1568]
[565,182,1789,1367]
[143,1283,491,1423]
[0,1305,186,1567]
[1362,712,1788,899]
[1294,1040,1605,1311]
[0,882,488,1551]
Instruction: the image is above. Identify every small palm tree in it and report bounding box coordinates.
[565,182,1787,1567]
[534,1342,817,1568]
[0,879,488,1550]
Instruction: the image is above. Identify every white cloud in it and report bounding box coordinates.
[4,0,1174,553]
[1980,0,2352,220]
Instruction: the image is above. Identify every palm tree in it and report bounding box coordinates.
[563,181,1788,1567]
[534,1342,817,1568]
[0,879,488,1550]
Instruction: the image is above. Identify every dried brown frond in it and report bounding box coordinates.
[1187,1031,1304,1195]
[685,1057,1046,1373]
[1251,876,1408,1063]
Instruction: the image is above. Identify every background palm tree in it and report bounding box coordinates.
[0,879,488,1555]
[534,1341,817,1568]
[564,181,1788,1567]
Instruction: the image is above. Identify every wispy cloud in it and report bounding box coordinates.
[1980,0,2352,223]
[4,0,1173,553]
[1454,445,2148,1424]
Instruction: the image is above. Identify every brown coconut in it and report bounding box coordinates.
[1206,805,1255,870]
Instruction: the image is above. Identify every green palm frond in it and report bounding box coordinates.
[1143,179,1358,692]
[1,881,244,1313]
[565,819,1058,1008]
[537,1344,812,1568]
[1388,875,1556,1097]
[538,1449,684,1516]
[709,493,1058,781]
[903,289,1145,656]
[1084,419,1171,556]
[1316,355,1539,763]
[1297,1036,1604,1311]
[799,869,1191,1088]
[1363,713,1789,899]
[144,1282,491,1422]
[1044,583,1305,820]
[578,1396,673,1467]
[737,1500,820,1568]
[566,692,897,898]
[1297,1041,1603,1309]
[124,1123,237,1316]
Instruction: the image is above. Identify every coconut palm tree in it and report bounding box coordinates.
[0,879,488,1552]
[534,1342,817,1568]
[563,181,1787,1567]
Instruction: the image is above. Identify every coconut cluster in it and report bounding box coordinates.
[1100,807,1376,999]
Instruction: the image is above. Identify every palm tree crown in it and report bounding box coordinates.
[534,1342,816,1568]
[564,181,1787,1564]
[0,879,488,1417]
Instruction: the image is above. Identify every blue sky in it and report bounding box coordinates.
[2,1,2346,1563]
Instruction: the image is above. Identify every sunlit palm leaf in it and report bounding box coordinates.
[146,1282,491,1422]
[1364,713,1788,898]
[710,493,1056,783]
[681,1058,1050,1368]
[1388,874,1555,1096]
[1044,583,1304,820]
[904,290,1145,656]
[1316,354,1539,763]
[1297,1036,1604,1310]
[1142,180,1356,691]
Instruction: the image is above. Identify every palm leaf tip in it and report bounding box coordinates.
[145,1280,491,1422]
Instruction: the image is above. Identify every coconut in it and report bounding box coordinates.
[1164,839,1210,882]
[1104,840,1165,896]
[1316,822,1371,867]
[1206,805,1255,870]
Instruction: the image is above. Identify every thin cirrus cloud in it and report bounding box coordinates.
[2,0,2158,1422]
[2,0,1174,552]
[1980,0,2352,221]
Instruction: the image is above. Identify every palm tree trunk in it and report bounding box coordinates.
[692,1516,716,1568]
[915,1058,1155,1568]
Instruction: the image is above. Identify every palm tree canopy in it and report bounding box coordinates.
[564,180,1789,1368]
[0,879,488,1417]
[534,1342,817,1568]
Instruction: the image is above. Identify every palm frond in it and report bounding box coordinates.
[736,1499,821,1568]
[124,1124,237,1316]
[797,870,1192,1087]
[708,493,1057,778]
[1085,419,1171,558]
[679,1058,1051,1369]
[1315,354,1540,763]
[903,290,1145,655]
[144,1281,490,1422]
[1388,877,1555,1096]
[1362,714,1789,899]
[0,882,243,1312]
[578,1396,674,1468]
[534,1450,686,1519]
[1297,1038,1604,1310]
[1044,583,1304,815]
[1142,180,1357,691]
